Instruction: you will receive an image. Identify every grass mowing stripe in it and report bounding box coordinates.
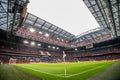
[18,66,64,77]
[15,64,105,78]
[87,61,120,80]
[14,61,116,80]
[0,64,42,80]
[16,64,64,74]
[66,65,104,77]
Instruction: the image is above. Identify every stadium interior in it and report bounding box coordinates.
[0,0,120,63]
[0,0,120,80]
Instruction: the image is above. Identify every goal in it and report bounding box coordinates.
[9,58,17,64]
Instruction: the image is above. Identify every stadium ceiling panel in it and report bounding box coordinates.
[83,0,120,37]
[0,0,7,31]
[23,13,76,42]
[0,0,119,48]
[72,27,112,47]
[0,0,29,40]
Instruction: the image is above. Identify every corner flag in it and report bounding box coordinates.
[63,51,66,77]
[63,51,66,59]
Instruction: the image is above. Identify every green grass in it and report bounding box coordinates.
[0,64,42,80]
[87,61,120,80]
[0,61,118,80]
[15,61,115,80]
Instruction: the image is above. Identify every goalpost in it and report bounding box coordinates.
[0,60,3,64]
[9,58,17,64]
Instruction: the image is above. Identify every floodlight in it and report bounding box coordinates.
[57,38,60,40]
[71,45,74,47]
[52,46,55,49]
[61,39,64,41]
[29,28,35,32]
[48,45,51,48]
[66,41,68,42]
[37,43,41,46]
[39,31,42,34]
[75,48,78,51]
[56,47,59,50]
[45,33,49,37]
[30,41,35,46]
[24,40,29,44]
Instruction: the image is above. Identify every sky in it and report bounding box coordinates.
[27,0,100,36]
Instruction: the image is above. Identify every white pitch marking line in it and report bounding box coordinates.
[18,66,64,77]
[66,65,104,77]
[57,74,64,76]
[17,65,104,78]
[57,74,71,75]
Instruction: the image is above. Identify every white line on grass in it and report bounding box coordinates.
[57,74,64,76]
[66,65,104,77]
[17,65,104,78]
[19,66,64,77]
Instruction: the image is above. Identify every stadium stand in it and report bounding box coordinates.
[0,37,120,63]
[0,1,120,80]
[0,0,120,64]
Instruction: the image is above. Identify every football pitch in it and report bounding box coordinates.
[0,61,120,80]
[14,61,116,80]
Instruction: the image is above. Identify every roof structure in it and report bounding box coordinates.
[0,0,29,38]
[0,0,119,47]
[73,27,112,47]
[83,0,120,37]
[71,0,120,47]
[0,0,7,31]
[23,13,76,42]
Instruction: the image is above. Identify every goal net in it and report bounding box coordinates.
[9,58,17,64]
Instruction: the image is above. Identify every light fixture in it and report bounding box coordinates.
[61,39,64,41]
[39,31,42,34]
[57,38,60,40]
[30,41,35,46]
[52,46,55,49]
[48,45,51,48]
[45,33,49,37]
[29,28,35,32]
[24,40,29,44]
[56,47,59,50]
[75,48,78,51]
[37,43,41,46]
[71,45,74,47]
